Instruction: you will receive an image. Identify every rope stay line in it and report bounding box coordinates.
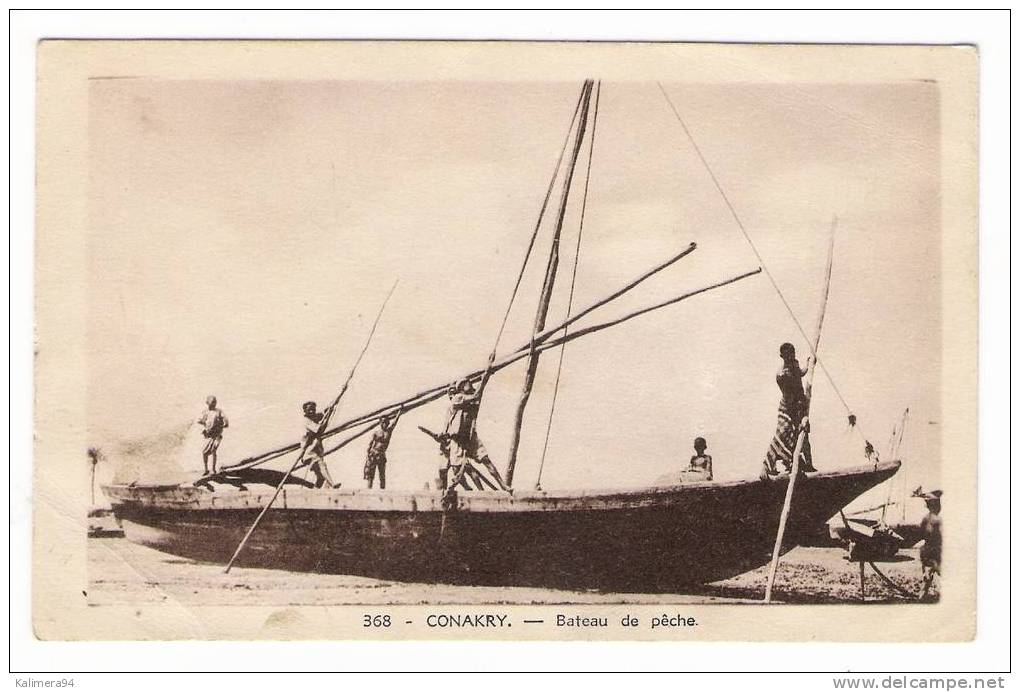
[535,81,601,490]
[655,82,877,450]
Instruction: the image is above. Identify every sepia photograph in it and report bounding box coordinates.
[30,37,978,644]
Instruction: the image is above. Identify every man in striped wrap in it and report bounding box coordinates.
[762,342,817,478]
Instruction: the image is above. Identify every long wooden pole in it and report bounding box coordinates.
[321,420,379,457]
[803,218,837,402]
[210,243,696,476]
[217,263,757,476]
[531,242,696,347]
[223,281,397,573]
[325,267,761,450]
[763,428,808,603]
[764,217,836,603]
[214,243,696,475]
[505,79,594,488]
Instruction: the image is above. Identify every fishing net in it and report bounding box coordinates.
[108,419,197,486]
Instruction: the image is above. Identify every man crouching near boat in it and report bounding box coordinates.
[444,369,510,493]
[301,401,341,489]
[761,342,817,479]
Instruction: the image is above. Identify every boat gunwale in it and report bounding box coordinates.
[101,459,900,513]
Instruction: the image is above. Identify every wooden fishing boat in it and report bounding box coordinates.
[102,79,902,593]
[104,460,897,590]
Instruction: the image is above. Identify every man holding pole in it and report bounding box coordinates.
[435,385,458,489]
[445,369,510,493]
[302,401,340,489]
[364,408,402,489]
[222,282,396,573]
[762,342,818,478]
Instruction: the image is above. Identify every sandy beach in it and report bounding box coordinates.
[87,535,927,607]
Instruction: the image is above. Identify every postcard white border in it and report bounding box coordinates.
[9,8,1011,676]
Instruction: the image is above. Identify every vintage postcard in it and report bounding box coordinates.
[34,40,977,641]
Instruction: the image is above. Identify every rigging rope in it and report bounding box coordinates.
[535,81,602,490]
[867,560,918,600]
[656,82,877,451]
[487,85,587,361]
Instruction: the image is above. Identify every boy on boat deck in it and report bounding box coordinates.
[301,401,340,489]
[196,395,229,475]
[364,408,403,489]
[762,342,817,478]
[684,436,713,481]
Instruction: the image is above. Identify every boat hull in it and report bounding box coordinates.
[104,460,898,591]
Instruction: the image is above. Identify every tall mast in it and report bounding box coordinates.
[504,79,595,488]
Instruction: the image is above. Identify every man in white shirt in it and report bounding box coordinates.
[196,395,228,475]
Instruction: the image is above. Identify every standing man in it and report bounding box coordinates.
[364,408,403,489]
[762,342,817,478]
[434,385,483,491]
[436,385,458,490]
[919,490,942,601]
[197,395,229,475]
[302,401,340,489]
[444,365,510,492]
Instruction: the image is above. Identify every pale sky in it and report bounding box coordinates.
[87,79,941,505]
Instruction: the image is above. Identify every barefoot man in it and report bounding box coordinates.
[197,395,229,475]
[364,408,403,489]
[762,342,817,478]
[302,401,340,489]
[444,369,509,492]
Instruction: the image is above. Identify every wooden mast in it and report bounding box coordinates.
[504,79,595,488]
[764,216,837,603]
